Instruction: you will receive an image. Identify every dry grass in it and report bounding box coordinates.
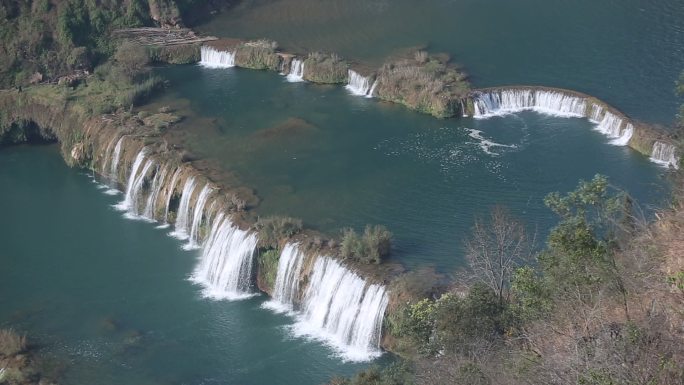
[302,52,349,84]
[0,329,27,356]
[375,53,469,118]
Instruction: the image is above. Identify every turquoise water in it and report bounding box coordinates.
[199,0,684,124]
[0,145,378,384]
[157,65,668,270]
[2,0,683,383]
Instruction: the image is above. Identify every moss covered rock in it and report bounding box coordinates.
[256,248,280,294]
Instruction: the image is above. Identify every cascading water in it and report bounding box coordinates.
[101,136,117,178]
[114,148,155,217]
[285,255,389,361]
[470,88,634,146]
[472,89,586,118]
[103,136,126,195]
[190,213,258,300]
[184,183,214,250]
[588,105,634,145]
[170,176,197,240]
[200,46,235,68]
[142,165,169,221]
[650,141,680,169]
[345,70,373,96]
[160,167,182,227]
[367,80,378,98]
[286,59,305,82]
[263,244,306,312]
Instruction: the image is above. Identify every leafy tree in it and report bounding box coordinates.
[540,174,634,320]
[510,266,551,321]
[433,285,508,355]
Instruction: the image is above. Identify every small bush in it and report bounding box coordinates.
[0,329,27,356]
[256,216,303,249]
[340,225,392,264]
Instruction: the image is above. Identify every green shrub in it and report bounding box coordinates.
[255,216,303,249]
[341,225,392,264]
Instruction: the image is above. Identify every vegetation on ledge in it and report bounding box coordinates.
[147,43,201,64]
[302,52,349,84]
[374,51,470,118]
[340,225,393,265]
[234,40,281,71]
[0,329,57,385]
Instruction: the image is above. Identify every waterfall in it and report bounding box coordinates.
[262,244,306,312]
[114,148,156,217]
[190,213,258,300]
[200,46,235,68]
[472,89,586,118]
[346,70,373,96]
[470,88,635,146]
[103,136,126,195]
[160,167,182,227]
[610,123,633,146]
[170,176,197,240]
[184,183,214,250]
[142,165,169,221]
[287,255,388,361]
[367,80,378,98]
[286,59,305,82]
[589,105,633,145]
[101,136,117,178]
[650,141,680,169]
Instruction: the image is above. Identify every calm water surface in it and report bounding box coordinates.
[199,0,684,124]
[0,146,378,385]
[2,0,683,383]
[156,65,669,271]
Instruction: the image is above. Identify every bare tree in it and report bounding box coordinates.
[464,205,532,303]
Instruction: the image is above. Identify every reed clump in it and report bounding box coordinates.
[0,329,27,357]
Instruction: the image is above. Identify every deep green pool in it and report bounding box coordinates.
[0,146,379,384]
[1,0,682,383]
